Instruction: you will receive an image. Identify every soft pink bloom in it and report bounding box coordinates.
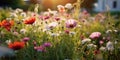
[89,32,101,39]
[65,19,77,28]
[34,45,46,52]
[22,37,30,42]
[99,40,104,45]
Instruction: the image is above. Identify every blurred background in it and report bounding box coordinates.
[0,0,96,11]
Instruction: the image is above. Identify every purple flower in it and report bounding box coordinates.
[43,42,52,47]
[22,37,30,42]
[65,19,77,28]
[89,32,101,39]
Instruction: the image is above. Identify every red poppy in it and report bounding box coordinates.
[0,20,14,31]
[24,17,36,24]
[8,41,25,50]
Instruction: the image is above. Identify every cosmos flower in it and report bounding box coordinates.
[89,32,101,39]
[24,17,36,24]
[8,41,25,50]
[0,20,14,31]
[65,19,77,28]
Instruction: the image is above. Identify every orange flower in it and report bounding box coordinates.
[1,20,14,31]
[24,17,36,24]
[8,41,25,50]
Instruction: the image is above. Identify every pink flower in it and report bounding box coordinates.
[99,40,104,45]
[65,19,77,28]
[65,30,70,34]
[89,32,101,39]
[22,37,30,42]
[34,45,46,52]
[43,42,52,47]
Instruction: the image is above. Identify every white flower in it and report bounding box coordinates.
[10,13,18,18]
[20,12,26,17]
[70,32,76,35]
[20,29,27,34]
[99,46,106,51]
[87,44,97,48]
[106,29,112,34]
[48,22,58,27]
[45,22,58,30]
[106,41,114,51]
[114,30,118,33]
[65,3,73,9]
[50,33,59,37]
[5,40,11,44]
[81,38,91,44]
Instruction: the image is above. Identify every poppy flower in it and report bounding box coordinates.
[24,17,36,24]
[0,20,14,31]
[8,41,25,50]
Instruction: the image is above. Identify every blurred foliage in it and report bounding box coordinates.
[0,0,25,9]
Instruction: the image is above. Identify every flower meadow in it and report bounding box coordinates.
[0,2,120,60]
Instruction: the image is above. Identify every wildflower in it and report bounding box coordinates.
[22,37,30,42]
[5,40,11,44]
[94,50,100,55]
[20,29,27,34]
[89,32,101,39]
[106,41,114,51]
[0,20,14,31]
[57,5,65,13]
[99,46,106,51]
[13,31,19,36]
[8,41,25,50]
[65,3,73,9]
[46,22,58,30]
[50,33,59,37]
[54,17,60,21]
[113,30,118,33]
[70,31,76,35]
[34,45,46,52]
[87,44,97,48]
[43,42,52,47]
[106,29,112,34]
[24,17,36,24]
[99,40,104,45]
[81,38,91,44]
[20,12,26,17]
[43,16,50,20]
[65,19,77,28]
[65,30,70,34]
